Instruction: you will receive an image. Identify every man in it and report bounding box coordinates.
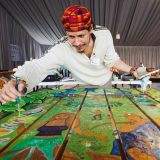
[0,5,137,103]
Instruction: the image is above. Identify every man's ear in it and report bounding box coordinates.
[89,24,94,33]
[66,31,69,36]
[91,24,93,29]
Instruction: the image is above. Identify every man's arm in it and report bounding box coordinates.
[113,59,138,78]
[0,45,64,103]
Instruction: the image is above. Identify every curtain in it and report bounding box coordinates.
[0,5,45,70]
[115,46,160,69]
[0,0,160,70]
[1,0,160,46]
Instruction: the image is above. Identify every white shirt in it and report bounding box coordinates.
[15,28,119,91]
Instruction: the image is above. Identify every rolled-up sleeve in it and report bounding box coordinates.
[103,30,120,67]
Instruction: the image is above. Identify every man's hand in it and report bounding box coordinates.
[0,80,26,104]
[130,67,138,79]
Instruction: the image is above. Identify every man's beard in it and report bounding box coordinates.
[75,46,85,53]
[75,37,91,53]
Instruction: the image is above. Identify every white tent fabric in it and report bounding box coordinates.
[1,0,160,46]
[0,0,160,69]
[115,46,160,69]
[0,4,50,70]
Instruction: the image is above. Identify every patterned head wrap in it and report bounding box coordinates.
[61,5,92,32]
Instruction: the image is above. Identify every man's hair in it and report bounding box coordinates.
[61,5,92,32]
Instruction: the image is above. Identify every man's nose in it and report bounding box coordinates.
[73,38,81,46]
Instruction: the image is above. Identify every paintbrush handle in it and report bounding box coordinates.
[138,69,160,79]
[15,77,19,91]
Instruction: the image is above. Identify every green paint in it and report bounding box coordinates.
[3,136,64,160]
[0,89,60,150]
[66,89,118,160]
[1,91,85,160]
[146,88,160,101]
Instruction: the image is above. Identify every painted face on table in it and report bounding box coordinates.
[66,29,93,53]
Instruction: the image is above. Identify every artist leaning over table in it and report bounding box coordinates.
[0,5,138,103]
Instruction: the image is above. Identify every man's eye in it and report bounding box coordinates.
[78,35,84,38]
[68,36,74,39]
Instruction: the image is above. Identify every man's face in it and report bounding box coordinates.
[66,29,92,53]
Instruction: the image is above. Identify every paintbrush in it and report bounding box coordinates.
[138,69,160,79]
[15,77,21,117]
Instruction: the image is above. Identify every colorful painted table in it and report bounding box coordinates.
[0,87,160,160]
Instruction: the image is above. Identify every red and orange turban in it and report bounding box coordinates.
[61,5,92,32]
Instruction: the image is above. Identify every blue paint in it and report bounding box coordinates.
[111,122,160,159]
